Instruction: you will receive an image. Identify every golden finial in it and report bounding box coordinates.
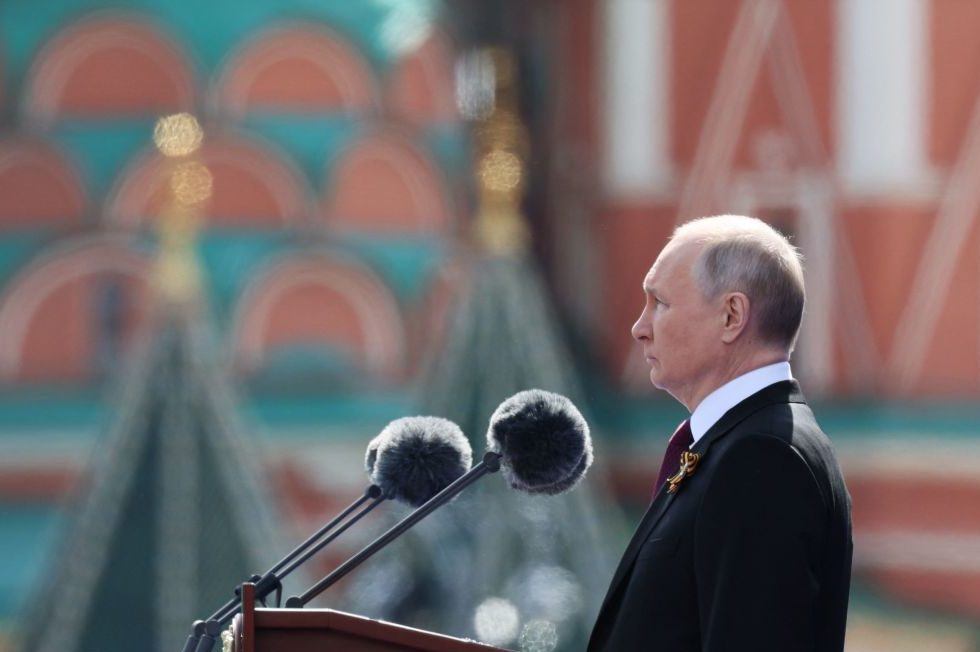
[151,113,210,305]
[469,47,531,256]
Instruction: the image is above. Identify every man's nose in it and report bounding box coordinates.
[631,311,650,341]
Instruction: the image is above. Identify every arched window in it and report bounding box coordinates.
[107,131,312,229]
[214,23,378,116]
[321,128,454,235]
[0,237,152,382]
[232,253,405,384]
[386,30,458,126]
[0,137,87,229]
[23,16,195,120]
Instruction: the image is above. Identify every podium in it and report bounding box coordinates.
[230,583,513,652]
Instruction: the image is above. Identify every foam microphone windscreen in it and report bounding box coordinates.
[486,389,593,494]
[371,416,473,507]
[520,443,593,495]
[364,432,385,477]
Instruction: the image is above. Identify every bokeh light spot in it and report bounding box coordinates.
[170,161,213,207]
[456,50,496,120]
[154,112,204,157]
[519,619,558,652]
[514,565,583,622]
[479,150,522,194]
[377,0,435,55]
[473,597,519,647]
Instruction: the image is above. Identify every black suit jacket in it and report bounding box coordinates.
[589,381,852,652]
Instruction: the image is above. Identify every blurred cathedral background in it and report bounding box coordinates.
[1,0,979,650]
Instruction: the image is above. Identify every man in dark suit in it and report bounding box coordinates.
[589,215,852,652]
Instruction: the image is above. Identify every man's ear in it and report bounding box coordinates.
[720,292,750,343]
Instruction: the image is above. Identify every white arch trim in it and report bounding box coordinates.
[26,16,194,121]
[107,132,313,227]
[0,139,87,216]
[216,24,380,116]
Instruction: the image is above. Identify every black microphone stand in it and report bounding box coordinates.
[285,451,502,608]
[179,484,386,652]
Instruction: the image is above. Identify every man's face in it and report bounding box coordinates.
[631,241,725,408]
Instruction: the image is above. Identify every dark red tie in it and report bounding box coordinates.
[654,419,694,495]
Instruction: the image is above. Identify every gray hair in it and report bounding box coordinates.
[670,215,805,352]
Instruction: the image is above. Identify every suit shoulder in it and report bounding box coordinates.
[708,431,812,477]
[696,434,828,531]
[704,426,847,520]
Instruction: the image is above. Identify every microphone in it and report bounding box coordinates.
[179,416,470,652]
[486,389,592,495]
[286,389,592,608]
[364,432,384,476]
[371,416,473,507]
[520,445,592,495]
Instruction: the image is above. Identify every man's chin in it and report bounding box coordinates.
[650,371,679,395]
[649,370,667,390]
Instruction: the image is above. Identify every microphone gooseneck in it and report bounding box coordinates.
[204,484,386,626]
[287,451,502,607]
[286,390,595,608]
[178,415,469,652]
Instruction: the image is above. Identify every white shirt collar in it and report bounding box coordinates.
[689,361,793,444]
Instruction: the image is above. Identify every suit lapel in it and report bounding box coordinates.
[596,483,677,619]
[593,381,806,631]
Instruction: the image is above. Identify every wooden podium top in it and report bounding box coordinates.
[232,584,513,652]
